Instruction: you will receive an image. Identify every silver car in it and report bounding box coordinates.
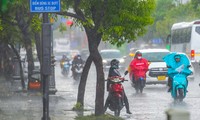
[100,49,126,71]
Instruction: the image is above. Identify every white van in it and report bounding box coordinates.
[135,49,170,84]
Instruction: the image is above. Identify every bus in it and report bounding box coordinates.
[53,38,70,53]
[168,20,200,64]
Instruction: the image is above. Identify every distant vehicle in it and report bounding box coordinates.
[70,50,80,59]
[129,48,138,57]
[135,49,170,84]
[28,71,41,91]
[100,49,126,71]
[168,20,200,64]
[54,51,71,62]
[54,38,70,53]
[125,48,138,66]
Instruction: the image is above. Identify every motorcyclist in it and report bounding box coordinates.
[60,54,70,69]
[127,52,149,85]
[104,59,132,114]
[167,54,189,92]
[71,54,84,75]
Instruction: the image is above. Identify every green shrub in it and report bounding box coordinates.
[72,102,84,111]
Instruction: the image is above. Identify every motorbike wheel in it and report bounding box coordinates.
[178,88,184,102]
[139,80,145,93]
[140,87,143,93]
[135,82,139,93]
[114,109,120,116]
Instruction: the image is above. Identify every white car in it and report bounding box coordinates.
[100,49,126,71]
[135,49,170,84]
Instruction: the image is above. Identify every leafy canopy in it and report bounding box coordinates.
[62,0,155,46]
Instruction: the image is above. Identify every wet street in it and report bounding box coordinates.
[0,63,200,120]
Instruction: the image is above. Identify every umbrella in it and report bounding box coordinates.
[163,52,192,77]
[163,52,190,69]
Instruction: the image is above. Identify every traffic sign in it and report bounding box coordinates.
[30,0,60,13]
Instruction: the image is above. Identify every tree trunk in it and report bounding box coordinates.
[23,33,34,80]
[34,32,41,62]
[77,55,93,106]
[76,27,105,115]
[10,44,25,89]
[92,48,105,116]
[16,9,34,81]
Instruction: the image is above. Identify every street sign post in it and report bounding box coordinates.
[30,0,60,120]
[30,0,60,13]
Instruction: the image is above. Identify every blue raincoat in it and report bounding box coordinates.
[163,52,192,78]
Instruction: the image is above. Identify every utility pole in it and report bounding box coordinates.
[30,1,61,120]
[41,13,51,120]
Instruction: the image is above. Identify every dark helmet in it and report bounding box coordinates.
[110,59,119,69]
[135,51,142,59]
[77,54,81,59]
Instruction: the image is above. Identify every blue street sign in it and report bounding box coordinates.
[30,0,60,12]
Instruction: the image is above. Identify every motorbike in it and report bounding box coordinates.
[72,63,83,80]
[105,76,127,116]
[130,66,147,93]
[163,52,192,102]
[132,77,145,93]
[168,65,191,102]
[61,61,70,77]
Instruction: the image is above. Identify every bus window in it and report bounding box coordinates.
[195,26,200,34]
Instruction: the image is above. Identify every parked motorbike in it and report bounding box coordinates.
[105,76,128,116]
[61,61,70,77]
[28,71,41,91]
[72,63,83,80]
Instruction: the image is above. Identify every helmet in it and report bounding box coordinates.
[77,54,81,59]
[174,54,181,62]
[110,59,119,69]
[135,51,142,59]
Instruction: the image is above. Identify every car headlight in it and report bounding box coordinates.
[119,59,125,63]
[103,60,107,64]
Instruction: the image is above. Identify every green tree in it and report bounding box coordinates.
[0,0,42,89]
[59,0,155,115]
[0,0,8,12]
[157,2,197,41]
[143,0,175,41]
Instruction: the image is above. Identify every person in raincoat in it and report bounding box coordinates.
[165,53,192,92]
[127,52,149,85]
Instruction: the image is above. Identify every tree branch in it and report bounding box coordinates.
[56,11,85,21]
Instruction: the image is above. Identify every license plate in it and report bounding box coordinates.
[157,76,166,81]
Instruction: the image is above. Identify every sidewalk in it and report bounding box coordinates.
[0,76,94,120]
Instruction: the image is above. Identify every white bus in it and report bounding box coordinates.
[169,20,200,64]
[53,38,70,53]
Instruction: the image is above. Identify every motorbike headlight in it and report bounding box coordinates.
[119,59,125,63]
[103,60,107,64]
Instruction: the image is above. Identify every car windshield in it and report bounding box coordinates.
[100,51,122,59]
[142,52,169,62]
